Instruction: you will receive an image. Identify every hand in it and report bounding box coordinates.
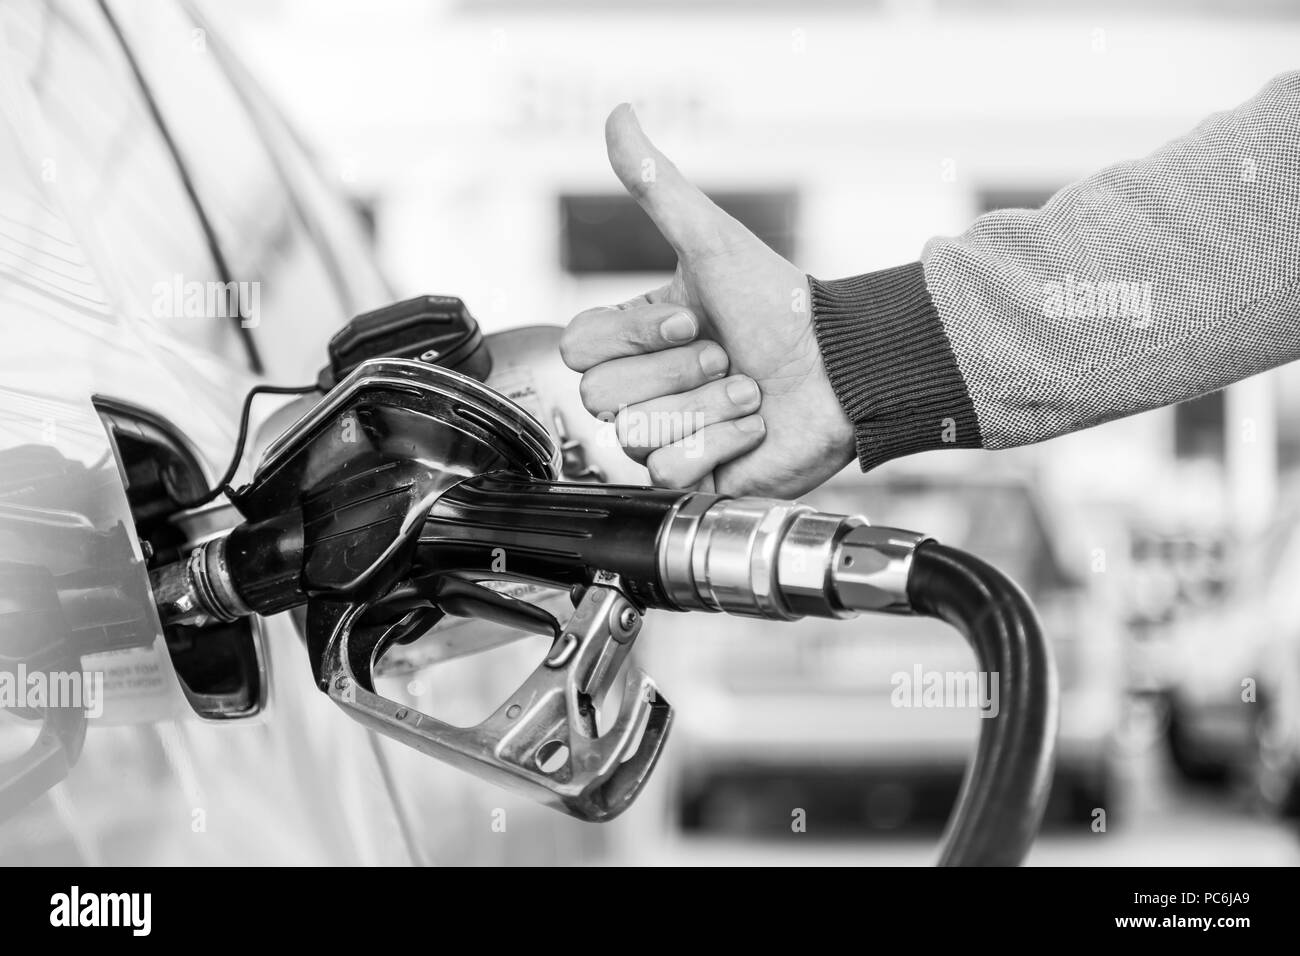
[560,104,855,498]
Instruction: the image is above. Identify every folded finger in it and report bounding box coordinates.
[578,340,729,415]
[615,375,761,461]
[644,415,766,489]
[562,301,700,372]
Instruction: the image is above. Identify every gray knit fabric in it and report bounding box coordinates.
[922,70,1300,450]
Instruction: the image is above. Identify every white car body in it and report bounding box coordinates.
[0,0,635,865]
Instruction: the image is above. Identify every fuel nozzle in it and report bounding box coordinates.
[155,483,932,629]
[149,471,935,827]
[146,355,1056,860]
[145,358,680,823]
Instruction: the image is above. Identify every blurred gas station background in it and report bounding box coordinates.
[210,0,1300,865]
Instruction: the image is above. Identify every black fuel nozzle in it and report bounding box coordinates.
[146,351,1057,857]
[147,357,677,822]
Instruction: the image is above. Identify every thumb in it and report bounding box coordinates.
[605,103,737,257]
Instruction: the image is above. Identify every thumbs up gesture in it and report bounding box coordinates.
[560,105,855,497]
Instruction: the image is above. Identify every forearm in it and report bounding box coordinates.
[813,70,1300,471]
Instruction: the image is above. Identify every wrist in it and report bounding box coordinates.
[817,368,858,469]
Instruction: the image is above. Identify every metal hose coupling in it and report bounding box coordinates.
[657,494,929,620]
[149,537,250,628]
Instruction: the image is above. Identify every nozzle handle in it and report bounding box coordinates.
[419,474,695,609]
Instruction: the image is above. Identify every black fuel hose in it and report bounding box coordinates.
[906,541,1059,867]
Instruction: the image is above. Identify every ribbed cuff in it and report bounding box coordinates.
[810,262,982,471]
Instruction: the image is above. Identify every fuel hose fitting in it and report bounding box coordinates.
[657,494,926,619]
